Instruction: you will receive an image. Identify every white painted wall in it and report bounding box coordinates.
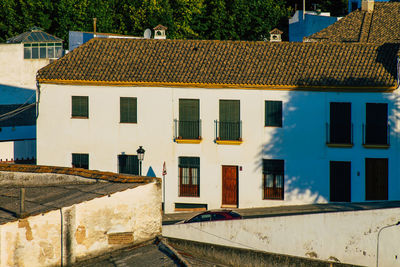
[0,43,50,90]
[0,140,36,162]
[37,84,400,213]
[163,208,400,267]
[0,181,161,267]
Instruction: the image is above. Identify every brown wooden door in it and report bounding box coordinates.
[222,166,238,207]
[365,158,388,200]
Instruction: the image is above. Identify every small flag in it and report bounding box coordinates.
[162,161,167,176]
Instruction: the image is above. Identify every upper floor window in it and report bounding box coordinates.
[176,99,201,140]
[265,101,282,127]
[217,100,241,141]
[72,153,89,169]
[120,97,137,123]
[71,96,88,118]
[24,42,63,59]
[327,102,352,146]
[363,103,389,147]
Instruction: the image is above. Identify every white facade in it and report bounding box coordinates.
[37,84,400,213]
[0,43,51,90]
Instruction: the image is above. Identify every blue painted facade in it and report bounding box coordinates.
[289,10,338,42]
[348,0,389,13]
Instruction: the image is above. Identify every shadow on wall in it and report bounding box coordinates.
[255,71,399,204]
[0,83,36,105]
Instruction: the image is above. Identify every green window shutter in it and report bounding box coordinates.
[179,156,200,168]
[265,101,282,127]
[118,155,139,175]
[120,97,137,123]
[179,99,199,121]
[72,153,89,169]
[220,100,240,122]
[179,99,199,139]
[72,96,88,118]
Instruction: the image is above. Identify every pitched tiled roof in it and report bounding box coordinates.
[37,38,400,89]
[306,3,400,44]
[7,27,62,44]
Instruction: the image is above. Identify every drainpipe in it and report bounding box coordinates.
[60,208,63,267]
[376,221,400,267]
[36,80,40,119]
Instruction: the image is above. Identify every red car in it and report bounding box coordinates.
[183,210,242,223]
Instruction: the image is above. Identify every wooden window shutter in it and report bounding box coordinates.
[179,99,199,121]
[265,101,282,127]
[118,155,139,175]
[72,96,88,118]
[120,97,137,123]
[220,100,240,122]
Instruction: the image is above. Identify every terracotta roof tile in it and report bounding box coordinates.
[307,3,400,44]
[37,38,400,89]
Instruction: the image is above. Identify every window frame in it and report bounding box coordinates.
[262,159,284,200]
[71,96,89,118]
[178,157,200,197]
[265,100,282,127]
[23,42,63,59]
[218,100,241,141]
[120,97,137,123]
[178,99,200,139]
[118,154,139,175]
[72,153,89,169]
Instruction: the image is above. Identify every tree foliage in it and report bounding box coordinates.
[0,0,290,44]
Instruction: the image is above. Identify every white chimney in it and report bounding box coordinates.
[362,0,374,13]
[269,28,283,42]
[153,24,167,40]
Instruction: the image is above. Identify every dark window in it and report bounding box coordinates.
[179,99,200,139]
[351,2,358,12]
[71,96,89,118]
[72,153,89,169]
[365,103,388,145]
[265,101,282,127]
[365,158,388,200]
[179,157,200,197]
[118,154,139,175]
[219,100,241,140]
[32,44,39,59]
[330,161,351,202]
[120,97,137,123]
[328,102,352,144]
[263,159,284,200]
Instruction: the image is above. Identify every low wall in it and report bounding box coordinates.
[163,208,400,266]
[0,181,161,266]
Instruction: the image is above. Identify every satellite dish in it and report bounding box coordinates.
[144,28,151,39]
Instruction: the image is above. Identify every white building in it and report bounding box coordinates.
[0,27,63,163]
[36,38,400,213]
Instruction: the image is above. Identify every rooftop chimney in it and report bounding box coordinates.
[269,28,283,42]
[362,0,374,13]
[153,25,167,40]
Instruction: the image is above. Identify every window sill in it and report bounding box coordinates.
[71,116,88,119]
[221,204,237,208]
[175,138,202,144]
[326,143,354,148]
[363,144,390,149]
[216,140,243,145]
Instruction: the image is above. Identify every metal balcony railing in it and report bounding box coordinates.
[362,124,390,146]
[326,123,353,145]
[174,119,202,140]
[215,120,242,141]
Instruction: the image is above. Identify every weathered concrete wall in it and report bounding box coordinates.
[0,171,100,186]
[0,182,161,267]
[166,237,358,267]
[163,208,400,266]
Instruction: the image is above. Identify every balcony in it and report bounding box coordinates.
[362,124,390,148]
[215,120,242,145]
[174,119,202,144]
[326,123,353,147]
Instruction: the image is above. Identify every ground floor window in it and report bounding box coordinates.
[72,153,89,169]
[118,154,139,175]
[179,157,200,197]
[263,159,284,200]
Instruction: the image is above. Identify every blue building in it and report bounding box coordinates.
[289,10,338,42]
